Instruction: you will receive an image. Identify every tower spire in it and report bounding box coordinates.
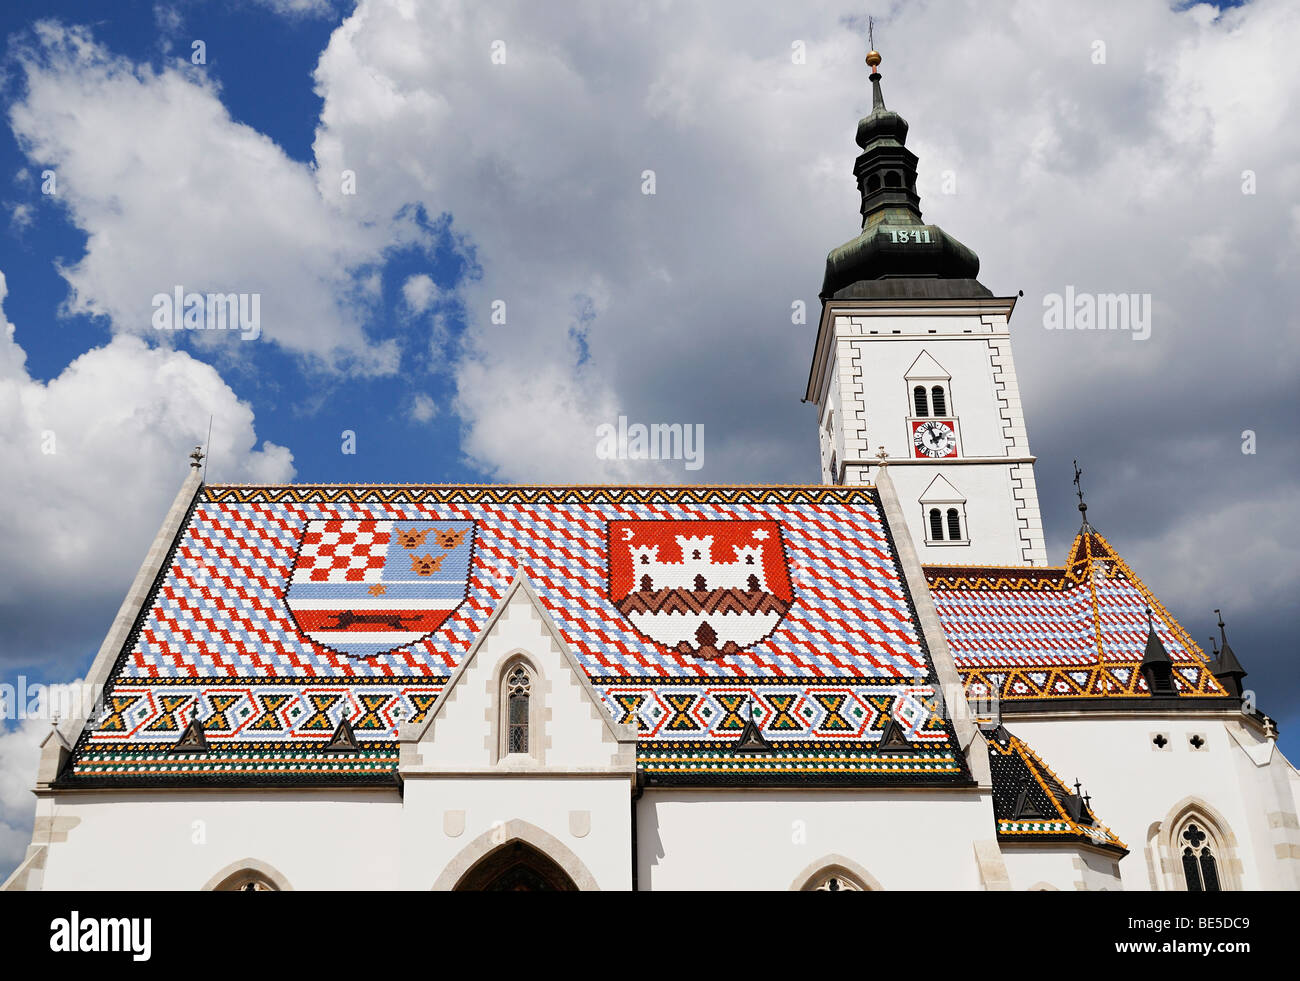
[820,29,984,300]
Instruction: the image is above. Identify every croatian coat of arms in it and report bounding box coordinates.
[286,519,475,658]
[607,520,793,660]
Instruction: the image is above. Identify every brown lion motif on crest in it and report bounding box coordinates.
[410,552,446,576]
[395,527,431,549]
[433,527,469,550]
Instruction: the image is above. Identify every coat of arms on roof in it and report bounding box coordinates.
[607,520,793,661]
[285,519,475,659]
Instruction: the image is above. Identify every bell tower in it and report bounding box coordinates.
[804,43,1047,567]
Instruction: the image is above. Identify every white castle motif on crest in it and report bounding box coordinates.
[629,535,768,592]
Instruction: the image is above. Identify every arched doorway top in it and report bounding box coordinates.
[456,840,578,891]
[790,853,883,891]
[432,818,601,891]
[202,857,293,891]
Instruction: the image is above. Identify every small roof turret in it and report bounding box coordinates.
[1211,610,1248,698]
[1139,607,1178,696]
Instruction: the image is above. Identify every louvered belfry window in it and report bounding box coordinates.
[930,385,947,416]
[913,386,929,417]
[507,665,530,754]
[946,508,962,541]
[929,508,944,541]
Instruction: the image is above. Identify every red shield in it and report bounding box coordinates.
[608,520,793,660]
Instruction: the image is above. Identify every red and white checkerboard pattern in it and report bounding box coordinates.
[292,520,391,584]
[120,488,929,681]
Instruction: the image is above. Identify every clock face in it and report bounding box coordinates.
[911,419,958,459]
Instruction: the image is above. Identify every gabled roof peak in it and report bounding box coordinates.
[919,473,965,504]
[905,349,949,379]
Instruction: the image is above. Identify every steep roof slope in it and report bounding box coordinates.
[925,528,1232,705]
[65,484,971,787]
[985,724,1126,854]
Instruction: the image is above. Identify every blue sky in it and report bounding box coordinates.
[1,0,480,484]
[0,0,1297,868]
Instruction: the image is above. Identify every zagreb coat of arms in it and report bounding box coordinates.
[286,519,475,658]
[607,520,793,660]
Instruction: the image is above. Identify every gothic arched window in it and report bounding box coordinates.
[1180,823,1221,892]
[929,508,944,541]
[913,386,929,417]
[506,665,531,755]
[930,385,947,416]
[946,508,962,541]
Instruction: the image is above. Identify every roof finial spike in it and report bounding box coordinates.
[1209,635,1219,656]
[865,16,884,110]
[1072,460,1090,528]
[1215,608,1228,646]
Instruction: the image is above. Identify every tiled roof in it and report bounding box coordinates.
[986,725,1127,854]
[925,528,1231,703]
[65,484,969,786]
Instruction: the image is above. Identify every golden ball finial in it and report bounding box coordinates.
[865,49,882,69]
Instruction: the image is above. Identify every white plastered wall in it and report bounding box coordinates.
[1000,845,1123,891]
[34,790,402,890]
[1004,713,1298,890]
[637,789,994,890]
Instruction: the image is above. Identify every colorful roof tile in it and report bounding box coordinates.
[925,528,1232,703]
[64,484,970,787]
[986,724,1126,854]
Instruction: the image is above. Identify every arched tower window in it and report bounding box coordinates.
[946,508,962,541]
[506,665,531,754]
[930,385,947,416]
[884,171,901,187]
[929,508,944,541]
[913,386,929,417]
[866,174,881,193]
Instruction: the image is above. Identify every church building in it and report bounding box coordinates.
[5,46,1297,892]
